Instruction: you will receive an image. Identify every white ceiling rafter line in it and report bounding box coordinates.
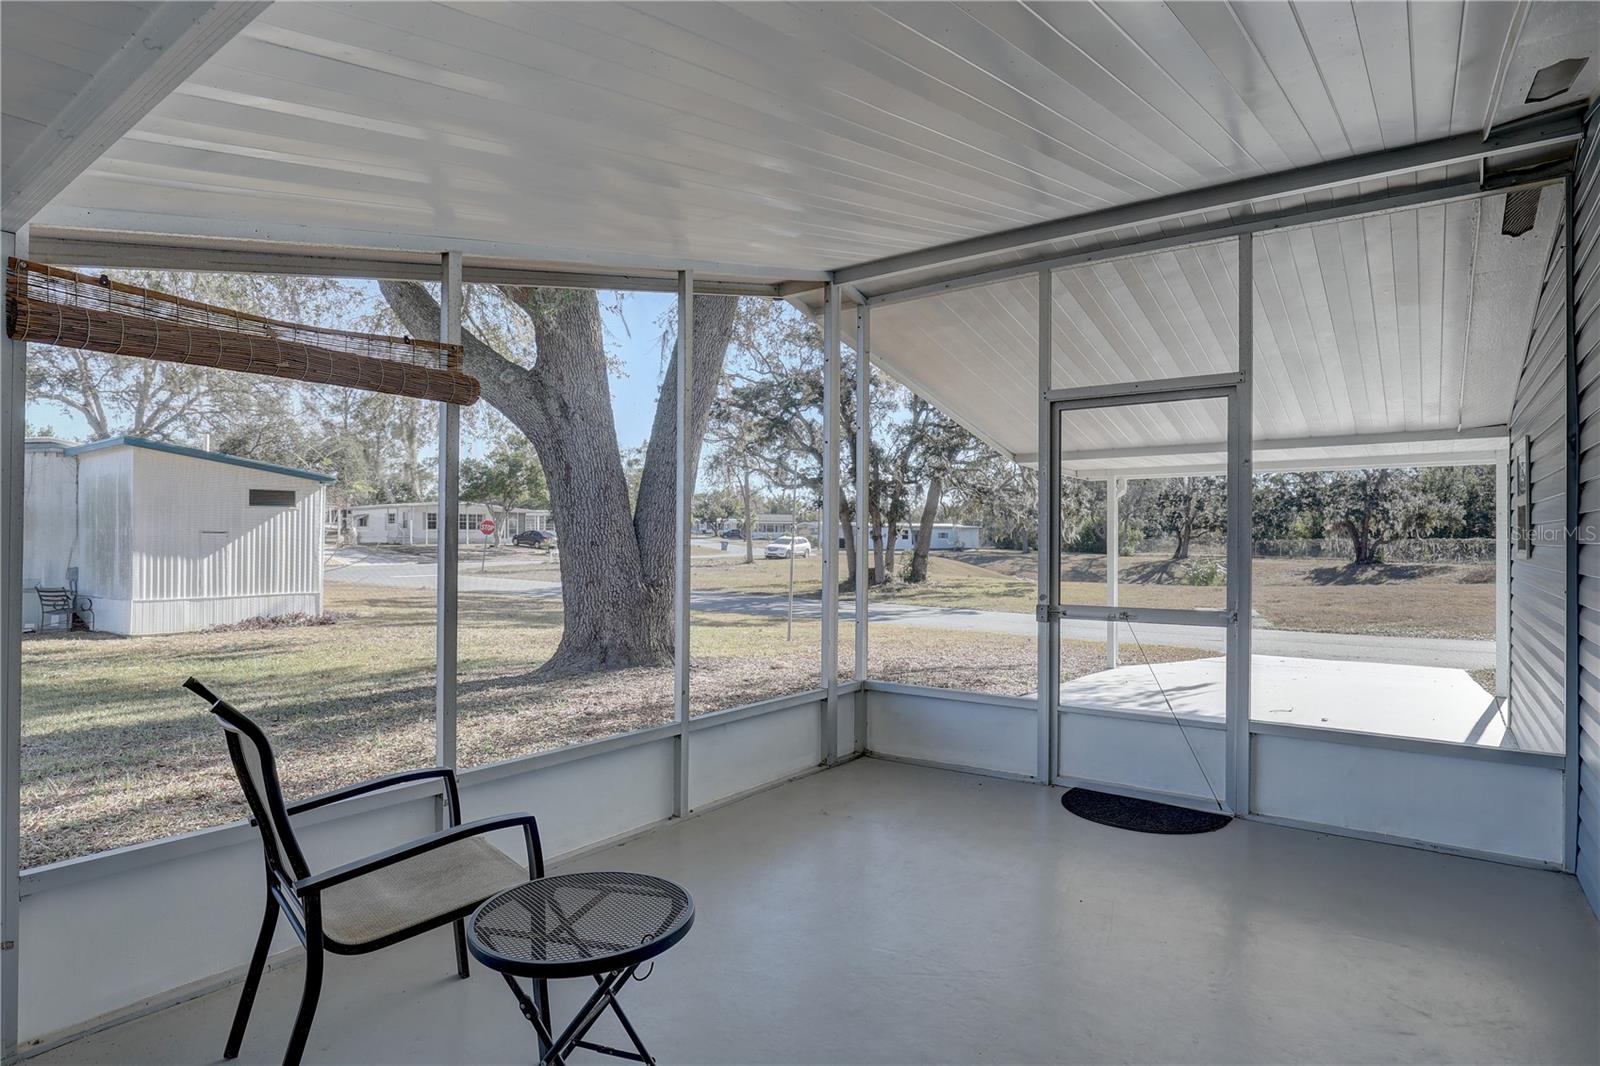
[1061,448,1507,480]
[834,107,1586,287]
[1481,0,1532,140]
[1455,197,1484,429]
[860,173,1566,309]
[25,225,830,292]
[2,2,271,230]
[1013,425,1511,466]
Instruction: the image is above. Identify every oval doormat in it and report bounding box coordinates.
[1061,788,1231,834]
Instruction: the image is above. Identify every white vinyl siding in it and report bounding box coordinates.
[1572,108,1599,917]
[1507,207,1569,755]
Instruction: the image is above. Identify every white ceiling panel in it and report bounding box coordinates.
[20,1,1596,277]
[863,189,1561,469]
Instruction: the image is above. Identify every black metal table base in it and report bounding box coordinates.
[500,967,656,1066]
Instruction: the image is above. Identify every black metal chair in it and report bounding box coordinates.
[184,678,547,1066]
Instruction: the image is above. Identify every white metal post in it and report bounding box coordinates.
[1224,234,1254,814]
[1036,269,1059,784]
[436,251,462,777]
[1495,449,1510,700]
[821,283,841,764]
[675,270,694,815]
[855,307,870,692]
[1105,476,1120,669]
[1,227,28,1064]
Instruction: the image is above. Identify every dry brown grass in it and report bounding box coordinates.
[21,582,1198,868]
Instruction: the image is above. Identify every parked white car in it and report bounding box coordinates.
[764,535,812,559]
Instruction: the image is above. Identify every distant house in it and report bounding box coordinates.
[890,523,981,551]
[23,436,333,635]
[751,514,798,539]
[334,502,551,545]
[822,521,984,551]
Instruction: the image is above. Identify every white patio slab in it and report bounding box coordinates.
[24,759,1599,1066]
[1063,654,1508,748]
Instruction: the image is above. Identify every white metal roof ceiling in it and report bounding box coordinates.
[19,1,1599,278]
[5,1,1597,471]
[2,2,158,171]
[862,186,1562,471]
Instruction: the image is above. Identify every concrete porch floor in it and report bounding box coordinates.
[1064,655,1510,747]
[31,758,1597,1065]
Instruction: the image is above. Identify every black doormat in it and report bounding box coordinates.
[1061,788,1231,834]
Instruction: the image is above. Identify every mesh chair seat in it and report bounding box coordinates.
[320,836,530,947]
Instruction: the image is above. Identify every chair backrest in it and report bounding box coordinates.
[183,678,310,893]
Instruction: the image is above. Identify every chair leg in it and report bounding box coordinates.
[224,894,280,1059]
[453,918,470,979]
[282,931,324,1066]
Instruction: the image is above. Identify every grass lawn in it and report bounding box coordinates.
[21,581,1199,867]
[690,549,1494,640]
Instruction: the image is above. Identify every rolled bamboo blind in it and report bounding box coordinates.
[5,258,479,405]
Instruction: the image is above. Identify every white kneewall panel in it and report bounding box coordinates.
[688,701,821,811]
[1059,711,1226,805]
[459,738,676,859]
[866,687,1037,778]
[834,688,861,758]
[18,793,436,1045]
[1252,733,1565,864]
[15,738,674,1047]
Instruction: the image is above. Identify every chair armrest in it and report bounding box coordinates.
[294,812,541,896]
[287,767,461,821]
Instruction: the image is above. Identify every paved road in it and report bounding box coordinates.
[326,553,1494,671]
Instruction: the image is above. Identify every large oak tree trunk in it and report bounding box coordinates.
[379,282,736,676]
[908,474,942,583]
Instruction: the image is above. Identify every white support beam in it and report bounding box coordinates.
[435,251,462,779]
[674,270,694,815]
[836,110,1585,287]
[1225,234,1254,815]
[25,232,806,298]
[821,284,841,765]
[1,226,28,1064]
[2,3,269,229]
[1105,478,1119,670]
[1496,449,1511,701]
[27,213,830,291]
[1036,269,1058,785]
[854,309,870,696]
[1037,426,1511,467]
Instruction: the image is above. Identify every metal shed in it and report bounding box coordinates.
[24,437,331,635]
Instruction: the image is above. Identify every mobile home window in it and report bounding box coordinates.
[248,488,297,507]
[356,514,368,528]
[426,512,438,530]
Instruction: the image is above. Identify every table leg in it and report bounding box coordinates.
[542,967,637,1066]
[500,973,561,1064]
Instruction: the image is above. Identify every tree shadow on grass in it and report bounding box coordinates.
[1303,562,1452,586]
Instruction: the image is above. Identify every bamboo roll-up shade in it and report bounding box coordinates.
[5,259,479,405]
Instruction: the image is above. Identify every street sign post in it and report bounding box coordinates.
[479,517,495,571]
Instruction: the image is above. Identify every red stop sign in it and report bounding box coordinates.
[479,517,496,536]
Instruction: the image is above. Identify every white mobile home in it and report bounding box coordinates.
[338,501,550,545]
[23,437,331,635]
[889,523,981,551]
[822,522,984,551]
